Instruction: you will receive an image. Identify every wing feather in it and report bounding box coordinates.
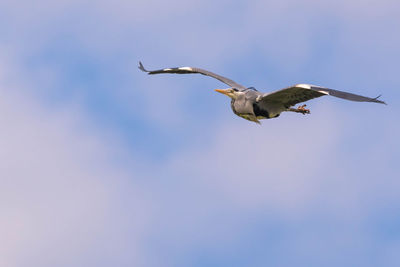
[138,62,247,90]
[260,84,386,108]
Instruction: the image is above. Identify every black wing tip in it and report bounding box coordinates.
[372,94,387,105]
[138,61,149,73]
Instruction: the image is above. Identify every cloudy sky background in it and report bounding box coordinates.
[1,0,399,266]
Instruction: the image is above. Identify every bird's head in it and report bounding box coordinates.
[214,88,241,99]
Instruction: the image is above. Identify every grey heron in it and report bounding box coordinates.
[138,62,386,124]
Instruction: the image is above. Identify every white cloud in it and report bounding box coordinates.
[142,101,399,266]
[164,103,342,213]
[0,1,399,266]
[0,60,153,267]
[2,0,397,127]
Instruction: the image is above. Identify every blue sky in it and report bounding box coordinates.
[1,0,399,266]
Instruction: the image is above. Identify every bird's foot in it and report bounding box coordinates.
[297,104,310,114]
[290,104,310,115]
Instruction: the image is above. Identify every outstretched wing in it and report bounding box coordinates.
[138,62,247,91]
[260,84,386,108]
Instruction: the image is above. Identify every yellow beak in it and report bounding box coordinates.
[214,89,229,95]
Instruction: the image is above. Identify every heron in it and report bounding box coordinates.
[138,62,386,124]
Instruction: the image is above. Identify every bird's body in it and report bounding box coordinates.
[138,62,386,123]
[229,89,277,123]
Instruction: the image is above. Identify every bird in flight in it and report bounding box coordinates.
[138,62,386,124]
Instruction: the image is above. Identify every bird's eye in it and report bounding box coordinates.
[232,88,239,92]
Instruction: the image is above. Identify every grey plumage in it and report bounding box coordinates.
[138,62,247,90]
[138,62,386,123]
